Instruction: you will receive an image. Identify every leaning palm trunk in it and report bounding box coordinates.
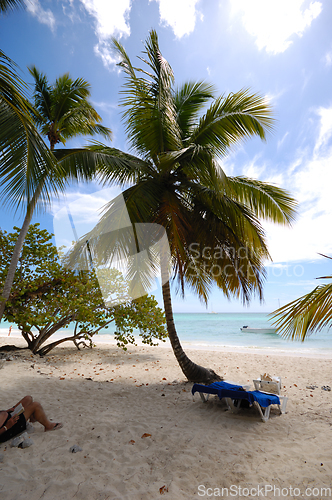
[0,182,43,322]
[161,258,221,384]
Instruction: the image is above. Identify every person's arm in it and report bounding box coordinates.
[0,425,8,435]
[0,415,19,434]
[0,411,8,428]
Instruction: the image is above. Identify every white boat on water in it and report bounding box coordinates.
[240,326,277,334]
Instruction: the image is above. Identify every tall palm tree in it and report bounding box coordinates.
[271,254,332,340]
[0,61,112,321]
[67,30,297,383]
[0,50,59,320]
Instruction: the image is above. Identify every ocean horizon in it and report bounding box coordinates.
[1,312,332,357]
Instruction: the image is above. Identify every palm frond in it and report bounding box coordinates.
[190,89,274,158]
[0,53,59,214]
[112,30,181,158]
[56,144,150,186]
[317,252,332,261]
[112,37,138,79]
[271,284,332,340]
[1,50,27,102]
[174,81,215,139]
[28,65,52,126]
[0,0,24,13]
[57,103,112,142]
[91,143,151,184]
[227,176,297,225]
[52,74,90,122]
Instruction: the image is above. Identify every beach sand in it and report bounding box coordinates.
[0,335,332,500]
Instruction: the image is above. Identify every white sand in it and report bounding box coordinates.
[0,336,332,500]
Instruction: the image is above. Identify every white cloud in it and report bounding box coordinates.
[230,0,322,54]
[264,89,287,104]
[94,42,120,69]
[263,107,332,263]
[325,50,332,67]
[150,0,202,38]
[25,0,56,31]
[79,0,131,38]
[91,100,118,113]
[52,186,123,248]
[277,132,289,149]
[52,186,122,224]
[241,153,265,178]
[314,106,332,154]
[78,0,132,68]
[235,105,332,264]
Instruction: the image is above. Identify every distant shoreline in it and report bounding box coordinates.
[1,330,332,359]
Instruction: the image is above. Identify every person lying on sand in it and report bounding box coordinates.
[0,395,63,443]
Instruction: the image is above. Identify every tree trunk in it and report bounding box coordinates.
[0,183,44,322]
[21,329,34,350]
[30,315,73,354]
[36,331,89,356]
[160,260,222,384]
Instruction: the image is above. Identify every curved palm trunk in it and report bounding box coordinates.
[0,183,43,322]
[161,260,222,384]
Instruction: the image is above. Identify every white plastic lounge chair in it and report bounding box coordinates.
[253,375,281,395]
[192,381,288,423]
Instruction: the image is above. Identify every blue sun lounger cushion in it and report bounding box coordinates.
[192,381,287,422]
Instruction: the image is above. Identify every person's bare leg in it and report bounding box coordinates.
[6,396,34,418]
[19,396,33,409]
[0,411,7,427]
[14,396,37,422]
[23,402,60,431]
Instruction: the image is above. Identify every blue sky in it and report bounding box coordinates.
[1,0,332,313]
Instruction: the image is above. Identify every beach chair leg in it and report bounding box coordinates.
[225,398,241,413]
[199,392,209,403]
[279,396,288,414]
[224,397,233,411]
[254,402,270,423]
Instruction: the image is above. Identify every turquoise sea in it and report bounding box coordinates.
[1,312,332,357]
[171,313,332,356]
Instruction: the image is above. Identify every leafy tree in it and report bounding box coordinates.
[272,254,332,340]
[68,30,297,383]
[0,224,167,356]
[0,60,112,322]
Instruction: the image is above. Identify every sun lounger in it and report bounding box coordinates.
[253,376,281,394]
[192,381,288,423]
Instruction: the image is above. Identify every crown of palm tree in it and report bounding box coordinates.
[28,66,112,150]
[76,30,296,305]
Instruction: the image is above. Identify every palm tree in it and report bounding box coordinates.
[271,254,332,340]
[0,50,58,320]
[0,61,112,321]
[28,66,112,150]
[67,30,297,383]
